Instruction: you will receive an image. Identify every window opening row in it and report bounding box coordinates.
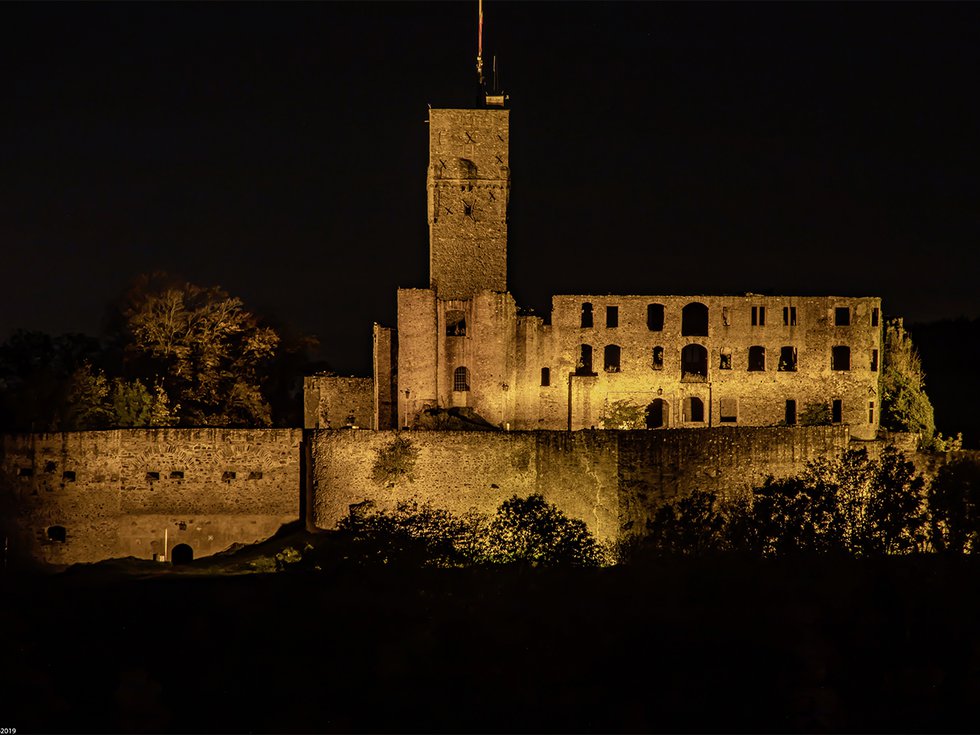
[573,345,877,374]
[579,303,879,330]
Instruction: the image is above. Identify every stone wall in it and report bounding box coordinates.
[303,375,374,430]
[0,429,301,565]
[310,425,850,545]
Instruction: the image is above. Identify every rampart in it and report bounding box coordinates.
[0,429,302,565]
[310,425,850,544]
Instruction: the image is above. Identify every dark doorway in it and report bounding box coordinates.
[646,399,668,429]
[171,543,194,565]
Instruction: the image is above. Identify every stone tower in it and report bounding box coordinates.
[427,107,510,299]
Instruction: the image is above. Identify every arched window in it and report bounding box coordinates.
[681,302,709,337]
[681,344,708,382]
[453,366,470,392]
[576,345,594,375]
[684,397,705,423]
[47,525,66,543]
[646,399,668,429]
[647,303,665,331]
[604,345,621,372]
[581,302,593,328]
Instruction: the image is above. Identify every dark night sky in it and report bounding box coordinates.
[3,1,979,375]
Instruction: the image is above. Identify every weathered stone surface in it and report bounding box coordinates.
[0,429,301,565]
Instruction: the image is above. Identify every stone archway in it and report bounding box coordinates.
[171,543,194,565]
[646,398,668,429]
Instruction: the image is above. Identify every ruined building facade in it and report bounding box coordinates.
[306,102,882,441]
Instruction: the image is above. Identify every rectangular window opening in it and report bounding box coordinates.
[647,304,665,331]
[62,470,76,482]
[169,471,184,480]
[580,302,593,329]
[748,346,766,371]
[871,349,879,372]
[446,310,466,337]
[247,471,263,480]
[17,467,33,478]
[835,307,851,326]
[872,307,879,327]
[540,367,550,387]
[752,306,766,326]
[786,399,797,426]
[606,305,618,328]
[44,461,57,473]
[869,400,875,424]
[603,344,621,373]
[719,349,732,370]
[722,306,730,327]
[222,471,237,482]
[778,346,797,372]
[783,306,797,326]
[831,345,851,371]
[832,399,843,424]
[146,471,160,481]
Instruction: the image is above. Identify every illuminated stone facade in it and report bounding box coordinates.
[306,99,883,441]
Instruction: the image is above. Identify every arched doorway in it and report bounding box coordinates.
[171,543,194,565]
[646,398,668,429]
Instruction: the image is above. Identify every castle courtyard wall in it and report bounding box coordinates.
[0,429,301,565]
[310,425,849,545]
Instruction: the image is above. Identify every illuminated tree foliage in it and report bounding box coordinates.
[881,319,936,442]
[627,448,927,559]
[479,494,605,567]
[332,495,605,568]
[113,274,280,426]
[927,456,980,554]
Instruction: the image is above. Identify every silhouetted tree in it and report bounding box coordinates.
[927,456,980,554]
[881,319,936,444]
[479,494,605,567]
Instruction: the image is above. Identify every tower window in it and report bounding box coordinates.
[871,307,879,327]
[603,345,621,373]
[453,366,471,392]
[785,399,797,425]
[748,346,766,371]
[778,346,797,372]
[835,307,851,326]
[832,399,843,423]
[783,306,797,326]
[831,346,851,371]
[446,310,466,336]
[581,303,593,328]
[722,307,731,327]
[540,367,550,387]
[752,306,766,326]
[869,401,875,424]
[647,303,664,331]
[606,305,619,328]
[871,349,879,372]
[719,348,732,370]
[652,346,664,370]
[47,525,67,543]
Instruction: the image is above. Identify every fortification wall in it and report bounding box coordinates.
[304,375,374,430]
[310,426,850,544]
[0,429,301,565]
